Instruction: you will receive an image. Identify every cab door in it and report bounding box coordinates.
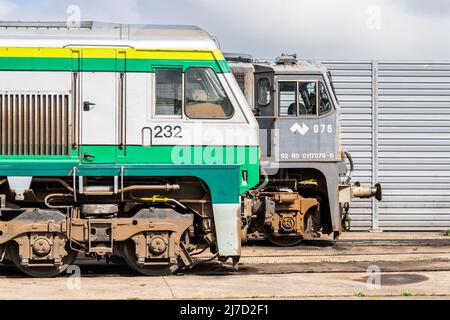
[80,71,118,163]
[254,72,276,160]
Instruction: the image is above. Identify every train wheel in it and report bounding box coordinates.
[268,236,303,247]
[123,241,177,276]
[9,241,77,278]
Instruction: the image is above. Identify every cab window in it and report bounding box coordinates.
[155,68,182,117]
[278,82,297,116]
[185,67,234,119]
[257,78,271,106]
[319,82,332,115]
[298,82,317,115]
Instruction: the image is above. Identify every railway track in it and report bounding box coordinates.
[1,234,449,300]
[1,237,449,277]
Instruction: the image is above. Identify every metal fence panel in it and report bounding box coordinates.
[324,60,450,231]
[377,61,450,230]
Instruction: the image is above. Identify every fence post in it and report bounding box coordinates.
[371,61,381,232]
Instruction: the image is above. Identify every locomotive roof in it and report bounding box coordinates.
[253,60,327,74]
[0,21,218,50]
[225,53,328,74]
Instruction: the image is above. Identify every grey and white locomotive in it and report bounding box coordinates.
[229,53,382,246]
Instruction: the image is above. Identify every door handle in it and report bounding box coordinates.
[83,101,96,111]
[83,152,95,160]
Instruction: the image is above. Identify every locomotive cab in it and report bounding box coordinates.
[227,53,381,246]
[253,55,340,165]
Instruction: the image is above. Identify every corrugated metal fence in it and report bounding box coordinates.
[323,61,450,231]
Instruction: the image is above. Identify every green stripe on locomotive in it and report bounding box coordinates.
[0,57,230,73]
[0,47,231,73]
[0,145,260,202]
[0,47,256,204]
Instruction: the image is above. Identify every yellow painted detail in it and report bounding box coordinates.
[299,179,318,186]
[0,47,222,61]
[212,50,225,61]
[81,48,117,58]
[139,196,171,203]
[128,49,217,60]
[0,47,72,58]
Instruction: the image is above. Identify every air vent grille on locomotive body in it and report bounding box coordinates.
[0,92,71,156]
[233,72,246,95]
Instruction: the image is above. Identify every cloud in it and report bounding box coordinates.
[0,0,449,60]
[390,0,450,17]
[0,0,16,17]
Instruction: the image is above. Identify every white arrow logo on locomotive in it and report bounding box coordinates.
[290,122,309,135]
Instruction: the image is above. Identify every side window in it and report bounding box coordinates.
[155,68,182,117]
[278,82,297,116]
[298,82,317,115]
[257,78,271,106]
[319,82,332,115]
[185,67,234,119]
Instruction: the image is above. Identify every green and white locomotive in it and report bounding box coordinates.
[226,53,381,246]
[0,22,259,276]
[0,22,381,277]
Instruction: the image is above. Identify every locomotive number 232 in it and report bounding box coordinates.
[153,125,183,138]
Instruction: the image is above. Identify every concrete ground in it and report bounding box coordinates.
[1,231,450,300]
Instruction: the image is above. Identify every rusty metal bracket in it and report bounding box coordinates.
[178,241,194,268]
[0,194,5,208]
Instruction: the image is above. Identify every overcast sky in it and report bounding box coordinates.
[0,0,449,60]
